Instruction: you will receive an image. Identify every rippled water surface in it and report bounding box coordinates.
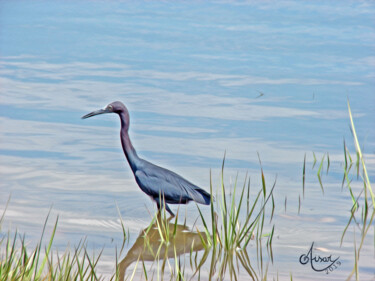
[1,1,374,280]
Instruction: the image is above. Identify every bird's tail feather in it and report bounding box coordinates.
[193,187,211,205]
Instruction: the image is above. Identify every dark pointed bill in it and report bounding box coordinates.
[81,108,110,119]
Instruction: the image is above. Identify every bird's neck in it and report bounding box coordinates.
[120,127,140,172]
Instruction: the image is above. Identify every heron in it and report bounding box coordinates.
[82,101,211,216]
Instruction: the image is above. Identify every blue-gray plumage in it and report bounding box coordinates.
[82,101,211,216]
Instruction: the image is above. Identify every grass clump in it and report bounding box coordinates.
[339,100,374,280]
[0,209,115,281]
[192,155,277,280]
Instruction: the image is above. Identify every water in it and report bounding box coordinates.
[1,1,374,280]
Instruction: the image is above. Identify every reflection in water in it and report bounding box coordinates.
[118,218,208,280]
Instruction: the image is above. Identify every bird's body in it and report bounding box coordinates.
[82,101,210,216]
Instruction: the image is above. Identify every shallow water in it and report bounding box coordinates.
[1,1,374,280]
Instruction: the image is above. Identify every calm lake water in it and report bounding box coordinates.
[1,1,374,280]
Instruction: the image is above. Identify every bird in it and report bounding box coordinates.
[82,101,211,216]
[255,90,264,99]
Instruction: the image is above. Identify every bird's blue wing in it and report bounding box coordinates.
[134,163,210,205]
[134,169,190,203]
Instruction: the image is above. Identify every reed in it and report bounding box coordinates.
[0,214,106,280]
[339,100,374,281]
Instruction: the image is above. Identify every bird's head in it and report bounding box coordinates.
[81,101,128,119]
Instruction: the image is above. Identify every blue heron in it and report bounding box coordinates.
[82,101,211,216]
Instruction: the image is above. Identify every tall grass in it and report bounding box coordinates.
[0,215,106,281]
[339,100,374,281]
[0,206,128,281]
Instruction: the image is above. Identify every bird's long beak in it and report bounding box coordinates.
[81,108,111,119]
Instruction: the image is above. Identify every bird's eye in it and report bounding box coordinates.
[107,105,113,110]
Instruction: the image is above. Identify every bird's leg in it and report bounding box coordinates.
[155,197,175,217]
[165,203,175,217]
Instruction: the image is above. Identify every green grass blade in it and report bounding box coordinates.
[284,196,287,213]
[36,216,59,279]
[347,99,374,206]
[33,208,52,279]
[317,153,325,194]
[258,152,266,198]
[302,153,306,198]
[270,194,275,223]
[312,152,317,169]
